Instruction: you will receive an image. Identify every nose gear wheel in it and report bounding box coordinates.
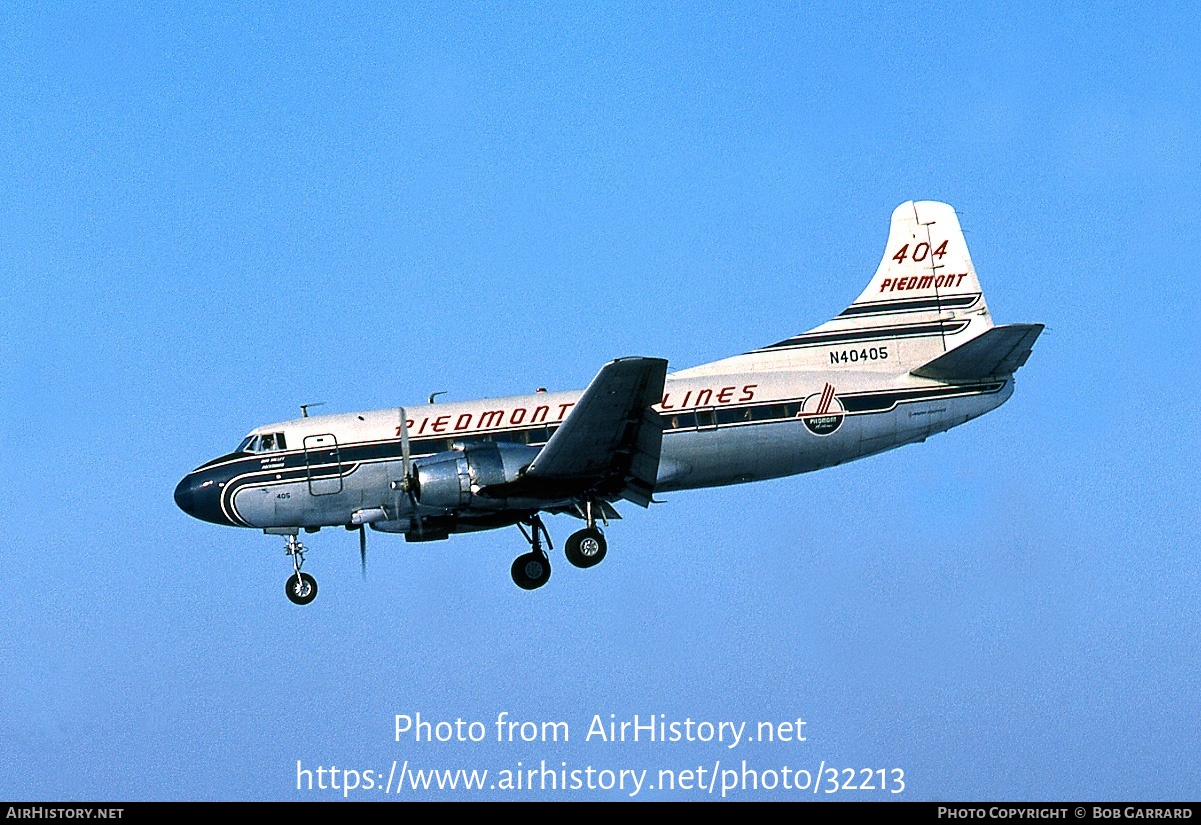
[286,572,318,605]
[283,534,319,605]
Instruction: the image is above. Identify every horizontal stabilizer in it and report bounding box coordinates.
[911,324,1044,381]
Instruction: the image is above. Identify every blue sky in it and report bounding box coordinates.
[2,1,1198,801]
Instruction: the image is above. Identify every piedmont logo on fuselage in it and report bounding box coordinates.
[800,383,844,436]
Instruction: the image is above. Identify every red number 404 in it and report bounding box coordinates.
[892,240,948,264]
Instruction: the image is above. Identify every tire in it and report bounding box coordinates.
[286,572,318,605]
[511,553,551,590]
[564,528,607,568]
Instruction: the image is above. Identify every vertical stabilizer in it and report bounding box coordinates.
[848,200,992,321]
[674,201,997,378]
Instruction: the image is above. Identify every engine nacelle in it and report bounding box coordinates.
[412,443,540,510]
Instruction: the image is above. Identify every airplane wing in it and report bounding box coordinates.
[483,357,668,507]
[910,323,1044,381]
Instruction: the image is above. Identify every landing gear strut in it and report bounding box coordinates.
[565,500,608,569]
[284,534,318,605]
[511,515,552,590]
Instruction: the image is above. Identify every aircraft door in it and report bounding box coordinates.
[304,433,344,496]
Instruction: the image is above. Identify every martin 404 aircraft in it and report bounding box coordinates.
[175,201,1042,604]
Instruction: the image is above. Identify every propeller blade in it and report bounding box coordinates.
[399,406,412,479]
[399,406,422,537]
[359,525,367,579]
[409,490,423,538]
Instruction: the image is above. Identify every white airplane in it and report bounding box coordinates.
[175,201,1042,604]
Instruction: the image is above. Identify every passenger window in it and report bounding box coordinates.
[669,412,697,430]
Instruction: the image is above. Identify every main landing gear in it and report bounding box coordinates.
[565,500,608,569]
[511,515,552,590]
[510,504,611,590]
[565,527,607,568]
[284,534,318,605]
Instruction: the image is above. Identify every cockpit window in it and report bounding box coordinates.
[241,432,288,453]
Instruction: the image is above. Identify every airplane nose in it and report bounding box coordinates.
[173,468,236,525]
[174,475,196,516]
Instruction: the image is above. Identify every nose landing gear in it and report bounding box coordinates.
[283,534,318,605]
[286,572,318,605]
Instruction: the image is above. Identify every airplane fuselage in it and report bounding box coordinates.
[174,367,1012,534]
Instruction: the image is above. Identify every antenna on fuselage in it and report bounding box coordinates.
[428,391,446,404]
[300,402,326,418]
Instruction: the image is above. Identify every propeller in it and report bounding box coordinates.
[359,524,367,579]
[398,407,423,537]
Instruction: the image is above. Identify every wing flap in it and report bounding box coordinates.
[910,323,1044,381]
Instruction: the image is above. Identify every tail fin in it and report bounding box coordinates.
[847,201,991,321]
[674,201,998,379]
